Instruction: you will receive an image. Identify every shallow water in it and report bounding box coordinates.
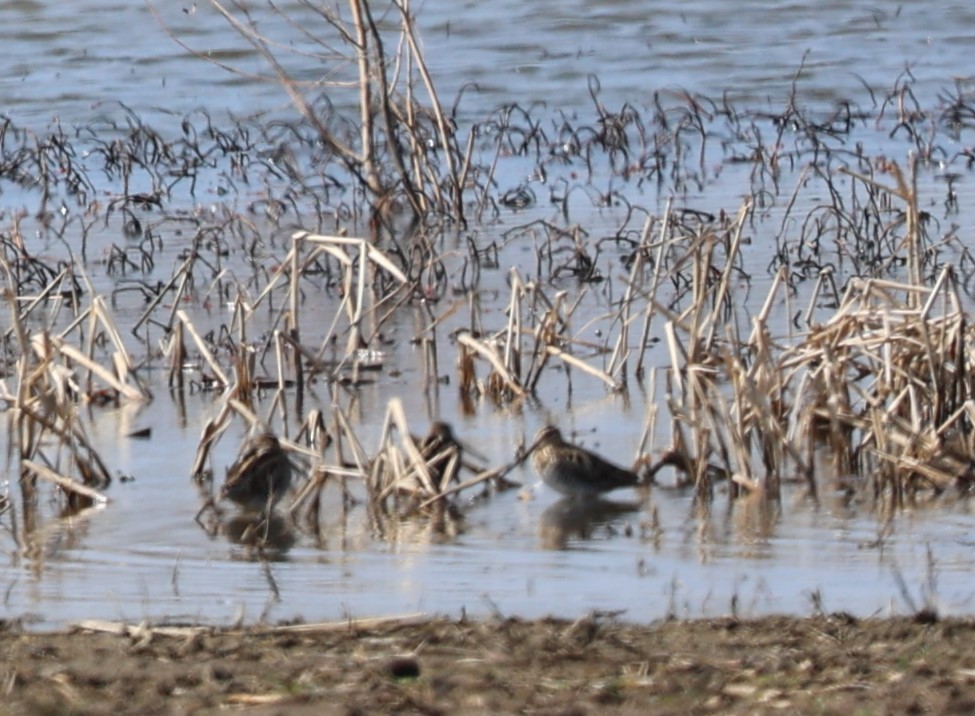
[3,1,975,630]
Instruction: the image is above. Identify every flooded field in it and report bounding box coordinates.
[3,1,975,631]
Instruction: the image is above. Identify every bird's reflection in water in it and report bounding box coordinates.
[539,497,643,550]
[222,512,296,559]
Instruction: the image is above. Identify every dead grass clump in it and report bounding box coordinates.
[786,269,975,502]
[456,266,624,404]
[653,263,975,510]
[0,244,155,543]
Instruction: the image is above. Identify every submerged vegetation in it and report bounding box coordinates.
[3,0,975,561]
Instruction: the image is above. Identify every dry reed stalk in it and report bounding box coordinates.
[456,271,629,399]
[167,319,187,390]
[394,0,464,218]
[21,459,108,506]
[131,250,196,338]
[844,156,924,289]
[374,398,437,498]
[17,396,113,484]
[523,289,566,392]
[177,309,231,390]
[696,379,748,493]
[722,345,787,498]
[638,366,659,458]
[190,400,234,478]
[802,267,840,328]
[687,365,721,499]
[455,331,526,400]
[289,466,326,521]
[634,205,675,377]
[55,340,145,403]
[701,201,750,352]
[6,266,72,325]
[288,405,362,520]
[360,1,428,216]
[502,269,525,381]
[544,345,621,391]
[744,323,811,488]
[278,331,328,382]
[607,214,658,383]
[294,232,408,373]
[249,240,303,311]
[322,408,367,502]
[2,297,32,411]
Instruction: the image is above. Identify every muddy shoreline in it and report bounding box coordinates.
[3,612,974,714]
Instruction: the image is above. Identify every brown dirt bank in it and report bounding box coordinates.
[2,612,975,715]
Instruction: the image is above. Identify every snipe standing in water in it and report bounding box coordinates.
[417,421,463,487]
[221,432,293,513]
[530,425,643,498]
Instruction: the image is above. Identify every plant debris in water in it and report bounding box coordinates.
[2,2,975,557]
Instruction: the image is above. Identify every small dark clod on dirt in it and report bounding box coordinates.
[384,655,421,680]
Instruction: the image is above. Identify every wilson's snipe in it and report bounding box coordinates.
[221,433,293,513]
[416,421,463,488]
[530,426,643,498]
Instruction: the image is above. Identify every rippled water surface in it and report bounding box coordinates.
[4,1,975,629]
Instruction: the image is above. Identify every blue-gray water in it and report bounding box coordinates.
[2,1,975,630]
